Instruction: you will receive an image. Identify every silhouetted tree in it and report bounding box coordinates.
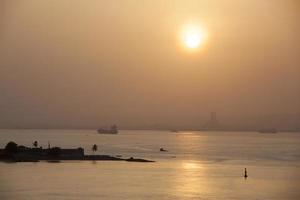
[33,141,38,148]
[48,147,62,157]
[92,144,98,155]
[4,141,18,155]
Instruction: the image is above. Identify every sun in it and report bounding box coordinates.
[185,32,201,48]
[180,24,207,50]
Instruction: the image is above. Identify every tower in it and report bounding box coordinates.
[202,112,222,130]
[210,112,218,124]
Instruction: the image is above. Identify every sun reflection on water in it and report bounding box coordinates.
[170,161,209,198]
[182,162,203,170]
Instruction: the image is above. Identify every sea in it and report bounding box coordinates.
[0,129,299,200]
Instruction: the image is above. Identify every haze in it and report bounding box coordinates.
[0,0,299,130]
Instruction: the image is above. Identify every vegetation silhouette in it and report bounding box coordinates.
[33,141,38,148]
[5,141,18,155]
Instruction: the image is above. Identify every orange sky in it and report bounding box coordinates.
[0,0,299,129]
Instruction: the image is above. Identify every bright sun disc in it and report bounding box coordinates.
[185,33,201,48]
[181,24,206,50]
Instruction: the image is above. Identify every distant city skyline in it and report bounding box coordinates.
[1,112,299,132]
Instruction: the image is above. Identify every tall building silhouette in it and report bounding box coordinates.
[202,112,222,130]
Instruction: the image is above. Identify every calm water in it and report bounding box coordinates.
[0,129,300,200]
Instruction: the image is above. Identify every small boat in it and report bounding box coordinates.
[160,147,167,152]
[97,125,118,134]
[258,128,277,134]
[170,130,178,133]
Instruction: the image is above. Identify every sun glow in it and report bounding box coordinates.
[180,23,207,50]
[185,33,201,48]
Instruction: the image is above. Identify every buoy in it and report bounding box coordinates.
[244,168,248,178]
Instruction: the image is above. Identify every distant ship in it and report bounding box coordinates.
[258,128,277,134]
[97,125,118,134]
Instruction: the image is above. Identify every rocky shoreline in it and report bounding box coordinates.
[0,156,155,163]
[0,141,155,163]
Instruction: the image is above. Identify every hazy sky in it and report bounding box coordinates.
[0,0,299,129]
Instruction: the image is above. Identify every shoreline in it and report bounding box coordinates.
[0,142,155,163]
[0,154,155,163]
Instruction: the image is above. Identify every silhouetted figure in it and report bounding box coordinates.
[92,144,98,155]
[244,168,248,178]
